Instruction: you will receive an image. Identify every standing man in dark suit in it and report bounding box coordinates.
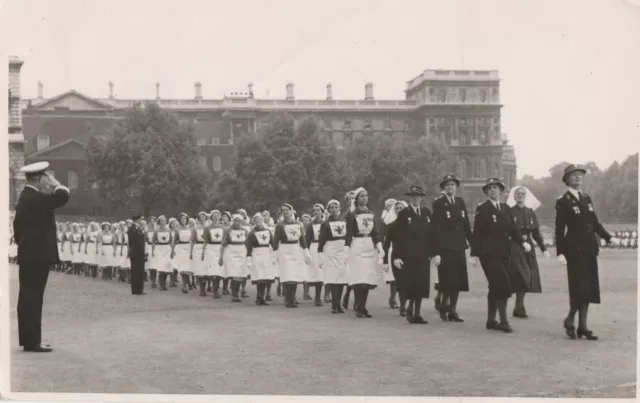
[13,161,70,352]
[128,213,147,295]
[432,174,473,322]
[555,164,611,340]
[392,185,437,324]
[470,178,529,333]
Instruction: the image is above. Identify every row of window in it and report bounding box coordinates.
[428,116,499,126]
[199,156,222,171]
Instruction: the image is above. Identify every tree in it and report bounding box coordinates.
[86,102,210,218]
[209,114,347,214]
[344,134,450,212]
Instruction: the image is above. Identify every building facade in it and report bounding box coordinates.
[8,56,26,209]
[20,68,516,212]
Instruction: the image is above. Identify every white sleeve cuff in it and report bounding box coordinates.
[54,185,70,193]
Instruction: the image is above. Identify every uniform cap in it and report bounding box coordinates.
[20,161,50,175]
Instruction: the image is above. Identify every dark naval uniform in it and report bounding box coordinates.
[432,194,472,293]
[13,162,70,350]
[392,204,436,300]
[471,200,525,302]
[555,190,611,308]
[128,218,147,295]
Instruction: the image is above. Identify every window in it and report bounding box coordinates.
[343,120,352,130]
[197,138,206,146]
[364,120,372,130]
[429,117,435,125]
[36,135,50,151]
[211,137,220,145]
[68,170,78,189]
[480,90,487,102]
[438,90,446,102]
[213,156,221,171]
[459,89,466,103]
[199,157,207,168]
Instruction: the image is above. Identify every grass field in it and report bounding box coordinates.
[8,249,638,398]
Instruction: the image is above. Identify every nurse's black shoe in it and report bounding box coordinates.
[448,312,464,322]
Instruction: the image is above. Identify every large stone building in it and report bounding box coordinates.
[18,68,516,212]
[8,56,26,209]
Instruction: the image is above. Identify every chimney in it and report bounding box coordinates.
[108,81,114,99]
[326,82,333,100]
[365,82,374,101]
[248,82,254,98]
[195,82,202,100]
[155,82,160,100]
[37,81,44,100]
[285,82,294,100]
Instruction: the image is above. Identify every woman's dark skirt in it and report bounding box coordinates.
[392,265,405,291]
[508,241,542,293]
[399,258,430,299]
[437,249,469,292]
[479,256,512,301]
[251,279,275,285]
[566,250,600,308]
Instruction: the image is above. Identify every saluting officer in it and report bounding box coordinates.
[431,174,472,322]
[14,161,70,352]
[556,164,611,340]
[470,178,530,333]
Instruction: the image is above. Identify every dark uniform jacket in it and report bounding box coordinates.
[13,185,70,265]
[127,224,146,261]
[555,190,611,256]
[432,194,472,253]
[392,205,435,262]
[470,200,524,258]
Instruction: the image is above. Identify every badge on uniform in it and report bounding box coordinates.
[408,217,412,224]
[530,218,534,225]
[573,206,581,214]
[588,204,594,212]
[427,217,430,223]
[461,211,465,218]
[514,217,517,223]
[446,211,451,219]
[492,214,497,222]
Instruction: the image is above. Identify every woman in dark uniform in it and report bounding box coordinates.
[555,164,611,340]
[470,178,530,333]
[506,186,550,318]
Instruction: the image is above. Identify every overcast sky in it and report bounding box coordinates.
[2,0,639,178]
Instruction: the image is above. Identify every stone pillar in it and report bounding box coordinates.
[108,81,114,99]
[156,82,160,100]
[37,81,43,100]
[326,83,333,100]
[195,82,202,100]
[286,82,294,100]
[365,82,374,100]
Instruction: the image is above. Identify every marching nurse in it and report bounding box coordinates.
[431,175,472,322]
[555,164,611,340]
[506,186,549,318]
[14,161,70,352]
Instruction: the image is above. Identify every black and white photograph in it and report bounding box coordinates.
[1,0,639,401]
